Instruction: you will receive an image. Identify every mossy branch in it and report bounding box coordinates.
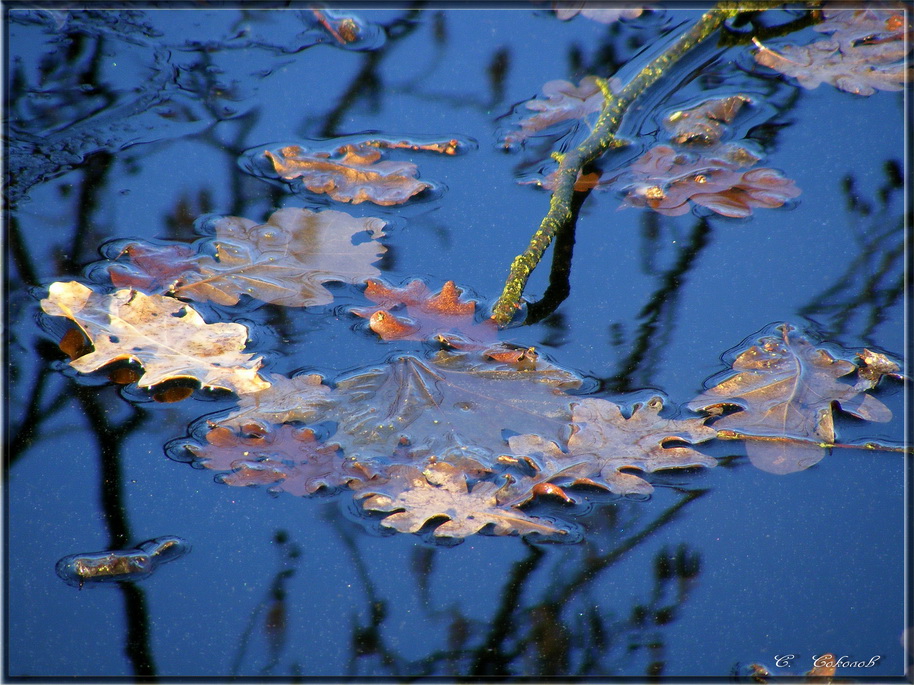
[491,5,743,326]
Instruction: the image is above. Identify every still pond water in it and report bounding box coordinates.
[5,5,908,680]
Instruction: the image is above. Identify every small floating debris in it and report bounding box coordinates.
[55,535,190,588]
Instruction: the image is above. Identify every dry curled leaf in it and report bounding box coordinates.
[502,396,717,502]
[504,76,610,145]
[105,207,386,307]
[40,281,269,395]
[688,324,893,474]
[355,462,570,538]
[617,144,800,218]
[855,348,903,389]
[185,423,370,496]
[264,144,430,205]
[663,95,752,146]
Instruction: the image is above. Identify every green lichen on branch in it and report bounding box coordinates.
[491,5,746,325]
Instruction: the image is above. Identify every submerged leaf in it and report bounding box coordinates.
[504,76,607,145]
[264,144,430,205]
[334,349,582,468]
[503,397,716,502]
[663,95,752,146]
[103,207,386,308]
[40,282,269,394]
[356,462,570,539]
[688,324,893,474]
[186,424,370,496]
[617,144,800,218]
[217,372,334,429]
[753,6,912,99]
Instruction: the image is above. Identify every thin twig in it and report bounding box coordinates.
[491,6,741,325]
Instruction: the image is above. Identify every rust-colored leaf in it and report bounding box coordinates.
[502,396,716,502]
[688,324,893,474]
[186,423,371,496]
[355,462,570,538]
[663,95,752,146]
[352,279,498,345]
[40,281,269,395]
[101,208,386,308]
[264,144,430,205]
[617,144,800,218]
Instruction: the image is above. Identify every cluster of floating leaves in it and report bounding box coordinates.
[37,7,905,546]
[753,4,912,96]
[524,93,801,218]
[41,225,900,540]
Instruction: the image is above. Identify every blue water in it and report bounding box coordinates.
[5,6,907,680]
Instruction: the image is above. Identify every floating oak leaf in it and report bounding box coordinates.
[333,349,582,468]
[662,95,752,146]
[617,144,800,218]
[752,34,910,96]
[184,423,370,496]
[100,208,386,307]
[502,396,716,502]
[688,324,893,474]
[504,76,608,145]
[351,279,498,346]
[263,143,430,205]
[552,4,643,24]
[40,281,269,394]
[355,462,570,538]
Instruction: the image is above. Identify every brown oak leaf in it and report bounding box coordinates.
[40,281,269,394]
[102,207,386,308]
[501,396,717,502]
[186,423,371,496]
[688,324,893,474]
[355,462,570,538]
[617,144,800,218]
[264,143,429,205]
[662,95,752,146]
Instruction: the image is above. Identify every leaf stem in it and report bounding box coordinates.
[490,5,744,326]
[715,429,912,454]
